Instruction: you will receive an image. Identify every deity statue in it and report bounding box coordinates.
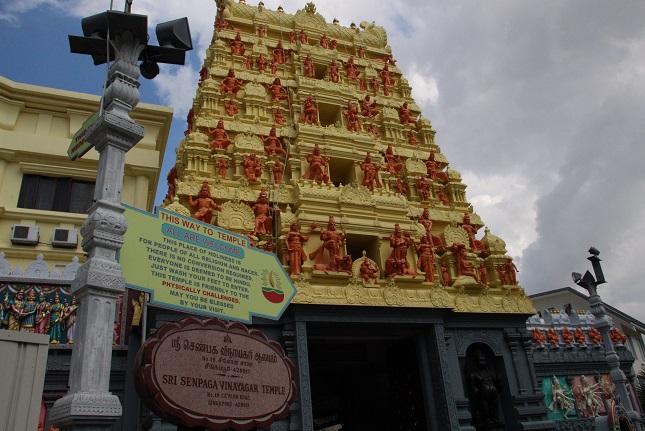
[468,351,504,430]
[462,213,487,255]
[357,77,366,91]
[228,31,246,56]
[380,63,394,96]
[342,100,361,132]
[303,54,316,78]
[299,29,308,44]
[588,327,602,344]
[330,39,338,50]
[63,297,78,344]
[342,56,360,79]
[265,77,289,102]
[610,327,628,344]
[367,123,380,139]
[309,216,350,273]
[288,31,296,44]
[216,157,230,179]
[574,328,586,345]
[258,25,266,38]
[417,208,445,251]
[256,53,268,72]
[206,118,231,150]
[320,33,329,49]
[328,60,340,83]
[185,108,194,137]
[451,243,475,277]
[199,66,208,85]
[357,45,366,58]
[478,262,488,285]
[360,258,379,284]
[242,152,263,182]
[547,328,559,346]
[299,94,319,125]
[252,188,279,236]
[531,327,546,345]
[437,186,450,206]
[49,293,64,344]
[274,107,287,125]
[220,68,243,95]
[303,144,329,184]
[370,76,380,93]
[415,235,436,283]
[561,327,574,345]
[416,176,431,201]
[575,375,603,417]
[385,224,416,277]
[399,102,416,125]
[272,40,289,64]
[35,291,50,335]
[8,288,24,331]
[382,53,397,66]
[131,292,144,331]
[395,175,408,195]
[549,377,575,419]
[272,158,284,184]
[188,181,222,224]
[407,129,419,146]
[224,99,239,116]
[504,258,518,285]
[270,61,278,74]
[164,167,177,203]
[361,95,379,118]
[441,262,450,286]
[260,125,288,157]
[20,289,37,332]
[495,265,508,285]
[425,151,449,183]
[285,222,317,275]
[2,293,11,328]
[245,55,253,70]
[359,152,382,191]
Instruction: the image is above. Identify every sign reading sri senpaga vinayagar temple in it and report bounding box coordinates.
[119,205,295,322]
[134,317,296,430]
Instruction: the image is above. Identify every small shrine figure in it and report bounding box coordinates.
[495,265,508,285]
[395,176,408,195]
[547,328,559,346]
[270,60,278,74]
[215,15,228,32]
[549,377,575,419]
[562,327,574,345]
[299,94,319,125]
[274,107,287,125]
[417,207,445,251]
[265,77,289,102]
[451,243,475,277]
[242,152,263,182]
[131,292,144,332]
[441,262,450,286]
[328,60,340,83]
[245,55,253,70]
[368,123,380,139]
[35,291,50,335]
[285,222,318,275]
[407,129,419,146]
[415,235,436,283]
[357,45,366,58]
[288,31,296,44]
[357,77,366,91]
[574,327,587,345]
[359,152,382,191]
[272,40,288,64]
[216,157,230,179]
[188,181,222,223]
[206,119,231,150]
[49,293,64,344]
[320,33,329,49]
[220,68,243,95]
[505,258,518,285]
[462,213,487,255]
[385,224,416,277]
[260,125,288,157]
[1,293,10,328]
[229,31,246,56]
[360,258,379,284]
[531,327,547,345]
[20,289,37,332]
[303,143,329,184]
[309,216,350,273]
[199,66,208,85]
[576,375,603,418]
[588,327,602,344]
[165,166,177,202]
[8,289,26,331]
[258,25,266,38]
[399,102,416,125]
[361,95,379,118]
[264,239,275,253]
[252,188,279,236]
[370,76,380,93]
[185,108,194,137]
[342,56,360,79]
[426,151,450,183]
[330,39,338,50]
[342,100,361,132]
[303,54,316,78]
[256,53,268,72]
[224,98,239,116]
[63,297,78,344]
[272,158,284,184]
[610,327,628,344]
[437,186,450,206]
[380,63,394,96]
[298,29,307,44]
[416,176,431,201]
[468,351,504,431]
[382,53,397,66]
[478,262,488,285]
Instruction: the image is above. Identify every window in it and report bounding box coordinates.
[18,174,95,214]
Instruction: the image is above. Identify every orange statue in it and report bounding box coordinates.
[165,166,177,202]
[380,63,394,95]
[258,25,266,38]
[272,158,283,184]
[298,29,307,44]
[416,176,430,201]
[478,262,488,285]
[342,100,361,132]
[329,60,340,83]
[265,77,289,102]
[610,327,627,344]
[299,94,319,125]
[188,182,222,223]
[441,262,450,286]
[288,31,295,44]
[206,119,231,150]
[361,95,379,118]
[505,258,518,285]
[357,77,366,91]
[342,56,360,79]
[370,76,380,93]
[415,235,436,283]
[408,129,419,146]
[359,152,382,190]
[330,40,338,50]
[228,31,246,56]
[382,53,397,66]
[260,125,288,158]
[451,242,475,277]
[220,68,243,95]
[395,175,408,195]
[245,55,253,70]
[303,143,329,184]
[216,157,229,179]
[303,54,316,78]
[532,328,547,345]
[185,108,194,137]
[242,152,263,182]
[385,224,416,277]
[272,41,288,64]
[251,188,278,236]
[199,66,208,85]
[562,327,574,345]
[224,99,239,116]
[309,216,350,273]
[547,328,560,347]
[256,54,268,72]
[320,34,329,49]
[368,123,380,139]
[574,328,587,345]
[274,107,287,125]
[270,60,278,74]
[588,327,602,344]
[357,45,366,58]
[360,259,379,284]
[462,213,487,255]
[285,222,317,275]
[399,102,416,125]
[437,186,450,206]
[495,265,508,285]
[425,151,450,183]
[417,207,445,252]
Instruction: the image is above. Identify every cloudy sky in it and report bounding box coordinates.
[3,1,645,322]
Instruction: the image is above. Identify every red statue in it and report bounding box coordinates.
[199,66,208,85]
[370,76,380,93]
[462,213,487,255]
[416,176,431,201]
[588,327,602,344]
[298,29,307,44]
[270,61,278,74]
[224,99,239,116]
[380,63,394,96]
[385,224,416,277]
[309,216,350,273]
[328,61,340,83]
[357,45,366,59]
[505,258,518,285]
[532,328,547,345]
[220,68,243,95]
[272,41,288,64]
[299,94,319,125]
[547,328,560,347]
[188,182,222,223]
[408,129,419,146]
[610,327,627,344]
[384,144,403,174]
[165,166,177,202]
[330,39,338,50]
[320,34,329,49]
[361,95,379,118]
[425,151,450,183]
[360,259,379,284]
[437,186,450,206]
[256,53,268,72]
[245,55,253,70]
[574,328,587,345]
[395,176,408,195]
[288,31,295,44]
[216,157,229,179]
[303,54,316,78]
[357,77,366,91]
[265,77,289,102]
[478,262,488,285]
[274,107,287,125]
[343,100,361,132]
[417,207,445,251]
[251,188,278,236]
[303,143,329,184]
[258,25,266,38]
[185,108,194,136]
[399,102,416,125]
[285,222,317,275]
[272,158,283,184]
[382,54,397,66]
[260,125,288,157]
[207,119,231,150]
[415,235,436,283]
[229,31,246,56]
[451,242,475,277]
[368,123,380,139]
[242,152,263,182]
[562,327,574,345]
[359,152,382,190]
[342,56,360,79]
[495,265,508,285]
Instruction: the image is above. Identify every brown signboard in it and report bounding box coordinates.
[134,316,296,430]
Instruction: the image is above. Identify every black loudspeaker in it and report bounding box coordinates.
[156,17,193,51]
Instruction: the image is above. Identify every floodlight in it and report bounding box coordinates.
[156,18,193,51]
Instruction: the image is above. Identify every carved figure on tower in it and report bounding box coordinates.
[495,265,508,285]
[260,125,288,157]
[298,29,307,44]
[220,68,243,95]
[216,157,230,179]
[385,224,416,277]
[380,63,394,95]
[531,328,546,345]
[462,213,487,255]
[408,129,419,146]
[610,327,627,344]
[265,77,289,102]
[258,25,266,38]
[272,158,283,184]
[224,99,239,116]
[228,31,246,56]
[549,377,575,419]
[35,291,50,335]
[303,54,316,78]
[342,100,361,132]
[242,152,263,182]
[416,176,430,201]
[399,102,416,125]
[285,222,317,275]
[368,123,380,139]
[417,208,445,252]
[206,119,231,150]
[395,175,408,195]
[342,56,360,79]
[256,53,268,72]
[359,152,382,190]
[504,258,518,285]
[252,188,279,236]
[357,77,366,91]
[274,107,287,125]
[451,243,475,277]
[329,60,340,83]
[574,328,587,345]
[320,33,329,49]
[415,235,436,283]
[309,216,350,273]
[370,76,380,93]
[562,327,574,345]
[165,166,177,202]
[437,186,450,206]
[361,95,379,118]
[303,143,329,184]
[478,262,488,285]
[441,262,450,286]
[547,328,559,346]
[185,108,194,136]
[588,327,602,344]
[199,66,208,86]
[357,45,366,58]
[188,181,222,224]
[425,151,449,183]
[575,375,603,418]
[273,40,289,64]
[245,55,253,70]
[299,94,319,125]
[288,31,296,44]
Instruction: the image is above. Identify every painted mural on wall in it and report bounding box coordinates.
[543,376,577,420]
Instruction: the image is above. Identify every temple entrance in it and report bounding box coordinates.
[308,335,427,431]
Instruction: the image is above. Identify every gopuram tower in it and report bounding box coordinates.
[158,2,553,430]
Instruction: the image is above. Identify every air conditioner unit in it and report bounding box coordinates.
[11,225,39,245]
[52,228,78,248]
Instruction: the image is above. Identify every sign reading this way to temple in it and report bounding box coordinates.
[119,206,295,322]
[134,317,296,430]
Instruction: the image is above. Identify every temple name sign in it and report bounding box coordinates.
[119,206,295,322]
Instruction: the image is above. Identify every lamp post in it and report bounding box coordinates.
[48,7,191,430]
[571,247,642,429]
